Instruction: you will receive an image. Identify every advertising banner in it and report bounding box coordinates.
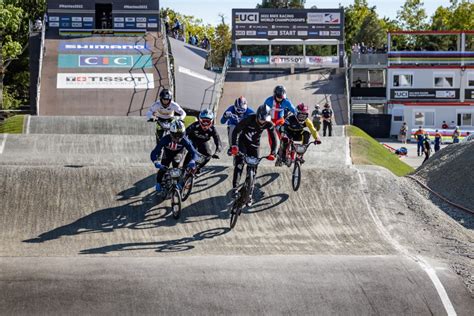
[57,73,154,89]
[390,89,460,100]
[58,54,153,68]
[305,56,339,67]
[47,0,159,11]
[59,42,149,51]
[270,56,305,65]
[465,89,474,100]
[232,8,344,40]
[241,55,269,65]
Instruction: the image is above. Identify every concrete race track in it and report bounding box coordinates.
[1,116,473,314]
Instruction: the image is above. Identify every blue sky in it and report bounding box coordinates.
[160,0,452,25]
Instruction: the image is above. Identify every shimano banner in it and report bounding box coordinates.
[232,8,344,40]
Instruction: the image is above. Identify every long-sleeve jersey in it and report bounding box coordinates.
[150,134,198,163]
[186,122,222,152]
[146,100,186,121]
[220,105,255,126]
[281,115,319,140]
[231,114,277,154]
[263,96,296,121]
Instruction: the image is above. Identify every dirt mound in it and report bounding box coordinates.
[415,141,474,211]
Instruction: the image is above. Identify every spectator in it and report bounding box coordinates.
[414,126,425,156]
[321,103,333,137]
[172,18,181,37]
[422,135,431,164]
[311,104,322,131]
[353,77,365,88]
[441,121,449,129]
[434,129,442,152]
[399,122,407,144]
[100,12,108,29]
[360,42,367,54]
[236,49,242,68]
[164,15,170,34]
[449,120,456,128]
[201,37,210,50]
[34,18,43,31]
[452,126,461,143]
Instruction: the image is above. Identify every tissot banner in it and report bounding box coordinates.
[57,73,154,89]
[58,54,153,68]
[390,89,460,100]
[232,8,344,40]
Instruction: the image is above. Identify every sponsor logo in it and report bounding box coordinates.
[59,43,148,51]
[125,17,136,22]
[306,56,339,67]
[297,31,308,36]
[436,90,456,98]
[59,4,83,9]
[60,17,70,21]
[330,31,341,36]
[114,17,125,22]
[72,17,82,22]
[307,12,341,24]
[136,17,147,23]
[124,5,148,9]
[268,30,278,36]
[83,17,93,22]
[114,23,125,28]
[148,23,158,28]
[136,23,147,28]
[319,31,330,36]
[236,30,245,36]
[61,22,70,27]
[71,22,82,28]
[79,56,133,67]
[58,54,152,68]
[57,73,154,89]
[271,56,305,64]
[246,30,256,36]
[235,12,259,24]
[49,22,60,27]
[394,91,409,98]
[49,16,60,22]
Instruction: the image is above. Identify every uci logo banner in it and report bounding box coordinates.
[58,54,153,69]
[235,12,259,24]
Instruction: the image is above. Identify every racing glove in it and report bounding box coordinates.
[154,162,163,169]
[231,145,239,156]
[266,154,276,161]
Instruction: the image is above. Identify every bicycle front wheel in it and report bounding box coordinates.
[292,161,301,191]
[171,188,182,219]
[229,201,241,229]
[181,175,194,202]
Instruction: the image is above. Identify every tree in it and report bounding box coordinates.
[396,0,427,31]
[344,0,389,53]
[0,3,23,109]
[210,14,232,68]
[257,0,305,9]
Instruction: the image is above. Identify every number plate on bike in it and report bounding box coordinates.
[245,156,259,166]
[170,168,181,178]
[294,144,306,154]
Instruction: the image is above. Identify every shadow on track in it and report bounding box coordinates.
[79,227,230,254]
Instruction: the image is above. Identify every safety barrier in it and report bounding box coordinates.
[161,20,176,99]
[211,54,230,114]
[36,16,46,116]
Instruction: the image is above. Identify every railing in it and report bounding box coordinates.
[161,19,176,99]
[36,16,46,116]
[344,55,352,124]
[211,54,231,114]
[350,53,388,66]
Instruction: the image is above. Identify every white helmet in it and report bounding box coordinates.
[170,120,185,141]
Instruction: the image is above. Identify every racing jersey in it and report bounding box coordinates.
[263,96,296,122]
[150,134,198,162]
[220,106,255,126]
[282,115,319,140]
[146,100,186,121]
[186,121,222,152]
[231,114,277,153]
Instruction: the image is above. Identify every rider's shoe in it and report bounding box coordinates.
[155,183,162,193]
[275,158,282,167]
[231,187,239,198]
[227,148,232,156]
[300,157,305,164]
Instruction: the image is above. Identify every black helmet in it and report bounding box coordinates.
[256,104,271,125]
[159,89,172,106]
[273,85,286,100]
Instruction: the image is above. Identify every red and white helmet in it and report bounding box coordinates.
[296,103,309,123]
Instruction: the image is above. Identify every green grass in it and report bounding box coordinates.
[183,116,197,127]
[0,115,25,134]
[346,125,414,177]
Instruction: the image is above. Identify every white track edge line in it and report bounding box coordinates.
[26,115,31,134]
[0,133,8,154]
[356,170,457,316]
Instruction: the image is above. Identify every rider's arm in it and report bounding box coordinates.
[284,99,296,114]
[211,126,223,153]
[183,137,199,161]
[150,137,168,162]
[220,106,233,124]
[172,102,186,121]
[267,123,278,154]
[146,102,158,120]
[245,107,255,116]
[304,118,319,140]
[231,116,248,146]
